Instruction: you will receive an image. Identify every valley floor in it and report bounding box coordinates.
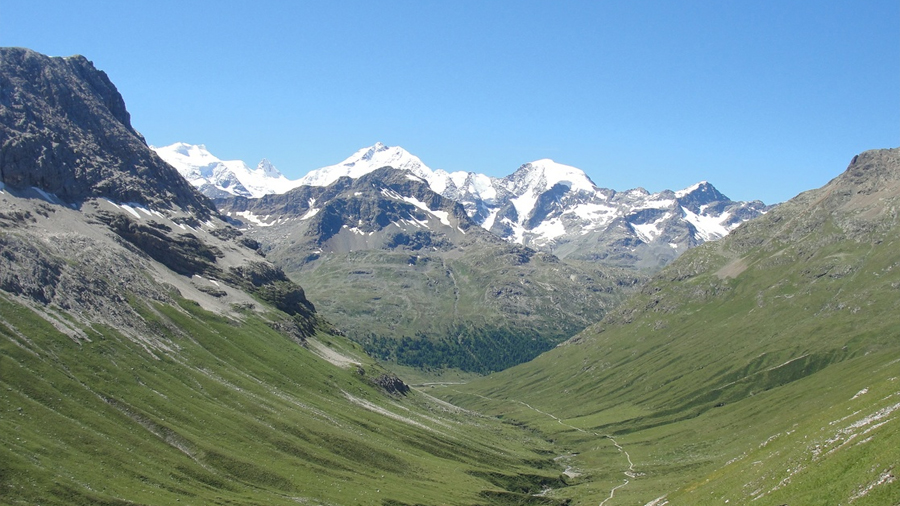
[432,349,900,505]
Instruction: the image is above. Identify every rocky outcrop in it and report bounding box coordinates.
[371,373,410,395]
[0,48,215,217]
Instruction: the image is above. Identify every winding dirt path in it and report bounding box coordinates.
[459,391,636,505]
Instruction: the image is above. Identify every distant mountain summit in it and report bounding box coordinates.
[153,142,303,198]
[295,142,437,187]
[180,142,767,269]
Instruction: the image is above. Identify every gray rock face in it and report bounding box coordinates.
[0,48,319,346]
[0,47,215,217]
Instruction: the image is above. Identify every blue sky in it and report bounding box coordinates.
[3,1,898,203]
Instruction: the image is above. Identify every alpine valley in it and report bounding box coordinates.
[1,47,898,506]
[154,142,767,375]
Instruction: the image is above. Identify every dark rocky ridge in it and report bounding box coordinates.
[0,47,319,342]
[0,47,215,217]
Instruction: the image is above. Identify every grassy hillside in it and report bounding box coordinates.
[435,149,900,505]
[0,292,572,505]
[293,247,636,375]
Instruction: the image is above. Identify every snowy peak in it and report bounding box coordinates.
[155,140,767,270]
[674,181,730,212]
[153,143,300,198]
[297,142,434,187]
[257,158,282,179]
[155,142,223,180]
[505,159,597,196]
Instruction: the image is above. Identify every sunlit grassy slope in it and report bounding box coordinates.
[0,293,569,506]
[436,149,900,505]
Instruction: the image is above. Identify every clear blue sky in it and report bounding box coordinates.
[3,1,898,203]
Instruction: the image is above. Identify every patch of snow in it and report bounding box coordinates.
[300,208,320,220]
[510,192,538,224]
[501,218,527,244]
[531,217,568,242]
[640,198,676,210]
[401,195,451,226]
[481,209,500,231]
[31,187,64,205]
[631,214,670,243]
[380,188,403,201]
[852,388,869,400]
[235,211,275,227]
[683,207,731,241]
[466,173,497,202]
[571,203,617,222]
[118,204,142,219]
[514,159,597,195]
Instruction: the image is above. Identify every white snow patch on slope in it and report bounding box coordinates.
[465,173,498,202]
[510,192,538,224]
[118,204,143,219]
[683,207,730,241]
[481,209,500,231]
[631,222,660,243]
[300,208,320,220]
[531,218,568,242]
[402,196,451,226]
[234,211,275,227]
[638,198,675,210]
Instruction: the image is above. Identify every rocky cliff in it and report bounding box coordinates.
[0,48,214,217]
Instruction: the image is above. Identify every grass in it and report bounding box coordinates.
[0,293,571,505]
[285,245,633,377]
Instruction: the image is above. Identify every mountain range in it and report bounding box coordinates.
[214,165,640,374]
[2,47,897,506]
[155,141,766,373]
[156,141,769,270]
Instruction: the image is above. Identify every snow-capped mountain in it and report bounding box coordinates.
[164,141,768,269]
[443,158,768,268]
[153,142,303,198]
[298,142,434,186]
